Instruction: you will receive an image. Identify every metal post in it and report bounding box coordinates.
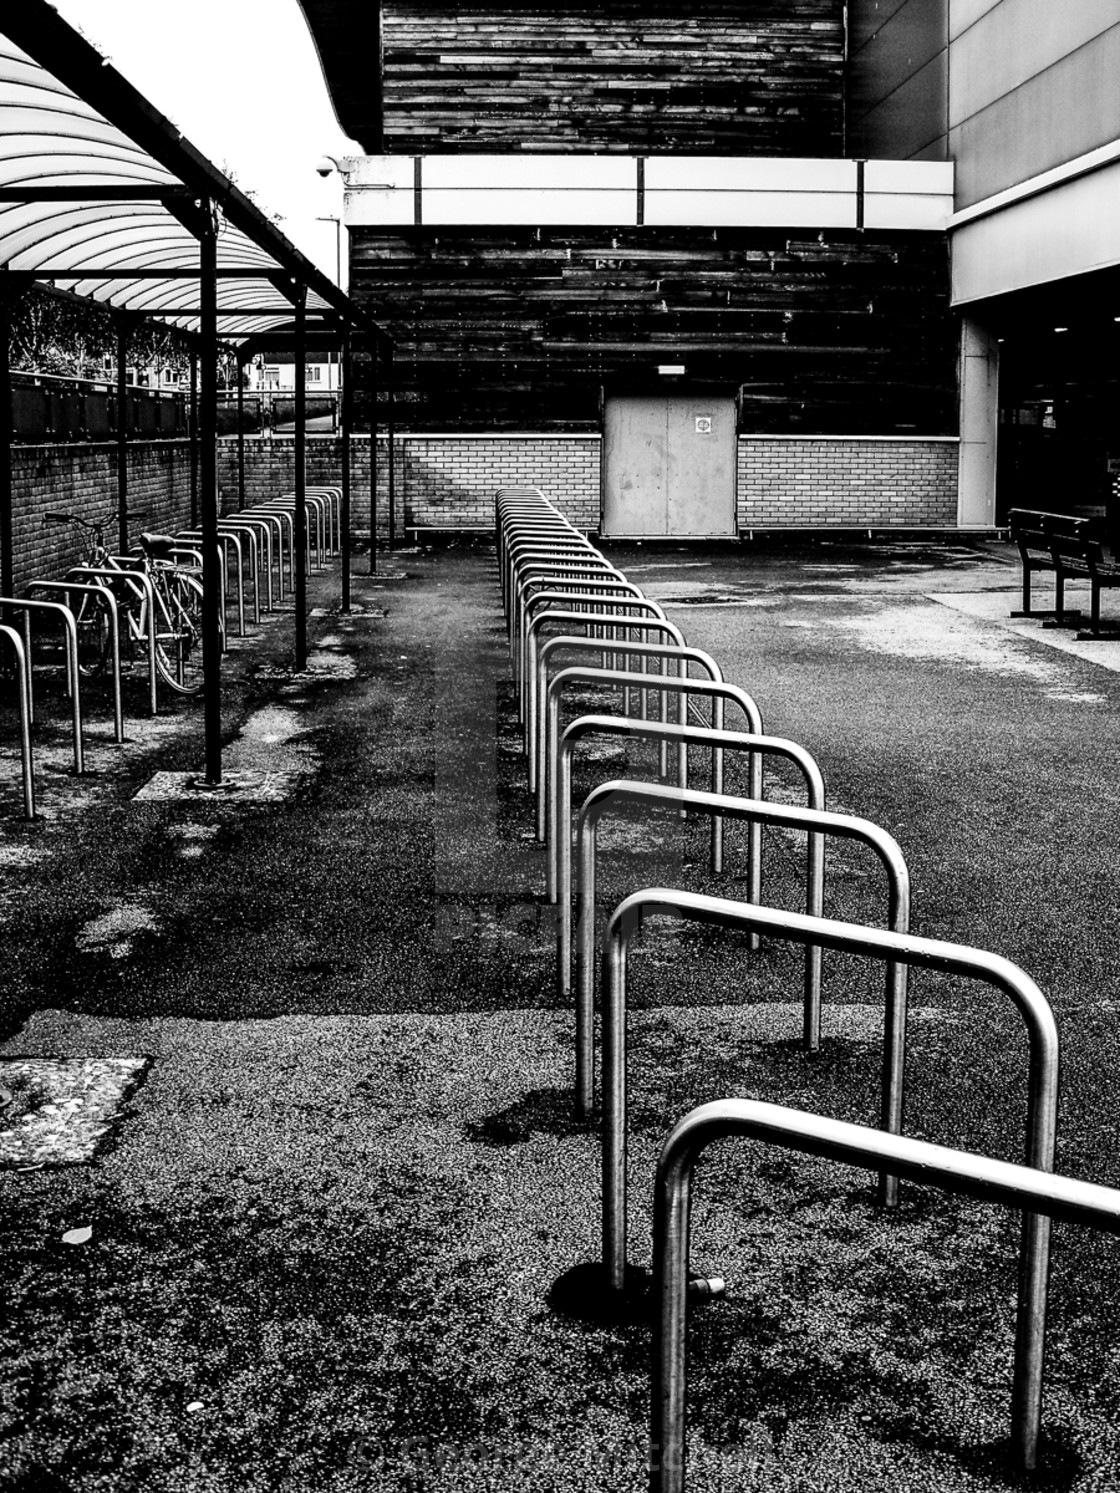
[0,282,13,605]
[237,352,246,511]
[198,205,222,783]
[603,890,1059,1477]
[341,325,352,612]
[369,338,378,575]
[189,349,199,528]
[294,287,308,672]
[651,1100,1120,1491]
[116,316,128,554]
[387,341,395,552]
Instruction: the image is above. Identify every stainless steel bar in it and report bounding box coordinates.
[68,565,160,715]
[553,718,825,1072]
[522,598,669,727]
[520,586,659,712]
[585,786,906,1156]
[247,504,294,599]
[512,561,627,662]
[25,581,123,744]
[504,540,596,619]
[217,517,269,616]
[602,889,1058,1477]
[0,597,84,773]
[0,624,35,817]
[651,1097,1118,1490]
[533,639,722,824]
[545,669,765,938]
[524,614,685,762]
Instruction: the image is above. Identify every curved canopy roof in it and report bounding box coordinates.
[0,4,386,347]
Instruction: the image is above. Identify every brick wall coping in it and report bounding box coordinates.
[214,432,953,445]
[738,434,960,444]
[218,432,602,443]
[15,439,193,454]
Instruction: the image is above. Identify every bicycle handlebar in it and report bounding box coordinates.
[43,509,148,528]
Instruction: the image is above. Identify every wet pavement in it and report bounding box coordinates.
[1,535,1119,1492]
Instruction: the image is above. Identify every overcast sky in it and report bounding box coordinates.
[50,0,361,285]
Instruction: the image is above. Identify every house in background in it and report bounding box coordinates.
[299,0,1120,538]
[246,355,342,394]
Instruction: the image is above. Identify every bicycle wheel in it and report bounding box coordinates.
[74,592,112,677]
[151,571,205,694]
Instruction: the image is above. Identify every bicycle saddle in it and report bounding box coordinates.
[139,532,179,558]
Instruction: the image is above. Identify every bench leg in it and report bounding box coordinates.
[1038,570,1083,627]
[1010,563,1038,617]
[1011,564,1082,622]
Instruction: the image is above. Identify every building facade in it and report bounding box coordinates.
[301,0,1119,535]
[851,0,1120,538]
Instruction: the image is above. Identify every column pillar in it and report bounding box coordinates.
[958,317,1000,528]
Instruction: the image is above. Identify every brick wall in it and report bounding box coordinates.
[10,441,194,590]
[216,435,603,534]
[7,434,964,592]
[737,437,959,530]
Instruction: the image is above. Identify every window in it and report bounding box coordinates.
[306,365,322,383]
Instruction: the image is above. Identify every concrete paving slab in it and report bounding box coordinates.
[933,587,1120,674]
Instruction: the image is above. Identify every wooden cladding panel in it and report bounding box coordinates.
[350,226,955,433]
[382,2,845,155]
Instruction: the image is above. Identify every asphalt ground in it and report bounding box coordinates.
[0,535,1119,1492]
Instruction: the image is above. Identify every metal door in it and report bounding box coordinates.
[602,394,736,537]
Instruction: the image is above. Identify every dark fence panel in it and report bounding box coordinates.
[10,375,189,442]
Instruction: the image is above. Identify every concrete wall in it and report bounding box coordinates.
[10,440,193,592]
[737,436,959,529]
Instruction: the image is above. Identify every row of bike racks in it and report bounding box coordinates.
[0,485,342,818]
[495,484,1118,1483]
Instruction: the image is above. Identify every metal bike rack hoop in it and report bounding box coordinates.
[603,888,1058,1479]
[25,581,123,744]
[0,625,35,818]
[533,637,723,811]
[0,595,84,774]
[581,783,907,1140]
[651,1097,1120,1488]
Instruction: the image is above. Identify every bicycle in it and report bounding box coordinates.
[44,511,206,695]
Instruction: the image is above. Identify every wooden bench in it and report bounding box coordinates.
[1044,528,1120,639]
[1007,508,1089,622]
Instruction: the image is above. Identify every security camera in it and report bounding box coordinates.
[316,157,336,178]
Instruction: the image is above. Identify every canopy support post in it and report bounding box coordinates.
[237,350,246,510]
[387,341,395,552]
[116,315,128,553]
[0,280,14,604]
[341,324,352,613]
[198,203,223,784]
[369,338,378,576]
[189,349,199,527]
[294,286,308,673]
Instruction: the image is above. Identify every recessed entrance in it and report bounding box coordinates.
[601,394,737,538]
